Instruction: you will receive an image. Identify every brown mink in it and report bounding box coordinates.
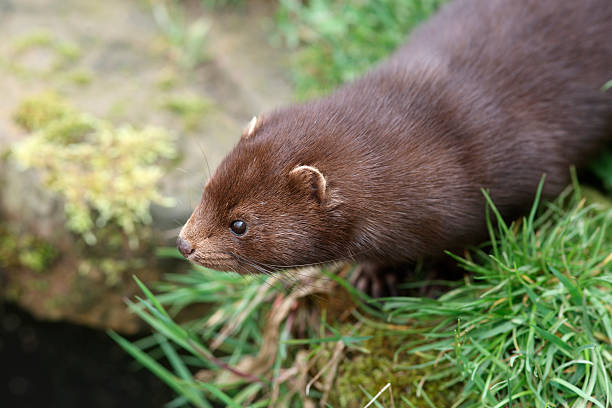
[177,0,612,283]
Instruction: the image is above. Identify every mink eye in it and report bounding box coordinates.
[230,220,247,236]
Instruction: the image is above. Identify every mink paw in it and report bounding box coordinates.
[350,263,399,298]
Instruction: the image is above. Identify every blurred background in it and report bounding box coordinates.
[0,0,440,406]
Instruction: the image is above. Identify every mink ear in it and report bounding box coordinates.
[289,165,328,203]
[241,115,262,140]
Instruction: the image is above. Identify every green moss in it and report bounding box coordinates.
[107,100,129,121]
[67,69,94,86]
[41,114,98,144]
[156,67,179,91]
[26,278,50,291]
[10,31,81,74]
[13,91,73,131]
[162,93,212,131]
[582,185,612,209]
[18,246,57,274]
[4,283,22,302]
[329,326,459,407]
[55,41,81,62]
[0,226,58,274]
[78,257,146,287]
[12,92,177,245]
[12,31,55,53]
[590,149,612,193]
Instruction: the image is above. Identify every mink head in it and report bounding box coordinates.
[177,115,351,274]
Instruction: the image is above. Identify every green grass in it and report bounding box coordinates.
[379,177,612,407]
[8,30,81,76]
[161,93,213,131]
[153,0,445,99]
[151,2,210,69]
[590,150,612,192]
[275,0,446,99]
[113,175,612,407]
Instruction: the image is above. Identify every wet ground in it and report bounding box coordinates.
[1,302,173,407]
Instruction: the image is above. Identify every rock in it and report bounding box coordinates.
[0,0,293,333]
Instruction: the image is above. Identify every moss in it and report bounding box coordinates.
[67,69,94,86]
[18,245,57,274]
[78,257,145,287]
[151,2,210,69]
[41,114,98,144]
[0,225,58,274]
[589,149,612,193]
[107,100,129,121]
[329,326,460,407]
[26,278,50,291]
[156,67,179,91]
[12,31,55,53]
[13,91,73,131]
[162,93,212,131]
[54,41,81,63]
[10,31,81,74]
[12,92,177,245]
[4,283,22,302]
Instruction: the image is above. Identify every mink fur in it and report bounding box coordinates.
[178,0,612,276]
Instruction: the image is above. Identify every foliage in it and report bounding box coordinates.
[199,0,245,8]
[275,0,446,99]
[114,177,612,407]
[379,179,612,407]
[66,69,94,87]
[590,150,612,192]
[162,93,212,131]
[330,324,461,407]
[112,266,355,407]
[151,1,210,69]
[12,92,176,245]
[0,225,58,274]
[8,30,81,75]
[13,91,73,132]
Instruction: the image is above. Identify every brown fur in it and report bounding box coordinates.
[178,0,612,274]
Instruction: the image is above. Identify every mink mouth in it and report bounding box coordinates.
[189,253,281,276]
[188,252,241,273]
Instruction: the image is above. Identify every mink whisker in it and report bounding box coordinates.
[229,253,332,296]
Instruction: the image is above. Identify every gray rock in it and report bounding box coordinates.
[0,0,293,332]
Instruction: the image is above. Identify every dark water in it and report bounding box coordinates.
[0,302,173,408]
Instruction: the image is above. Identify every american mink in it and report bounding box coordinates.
[177,0,612,281]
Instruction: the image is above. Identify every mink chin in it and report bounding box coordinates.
[178,0,612,283]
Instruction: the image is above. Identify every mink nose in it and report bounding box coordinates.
[177,236,195,257]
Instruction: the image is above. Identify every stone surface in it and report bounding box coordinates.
[0,0,293,332]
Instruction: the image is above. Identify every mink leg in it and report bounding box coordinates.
[350,263,399,297]
[350,257,465,298]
